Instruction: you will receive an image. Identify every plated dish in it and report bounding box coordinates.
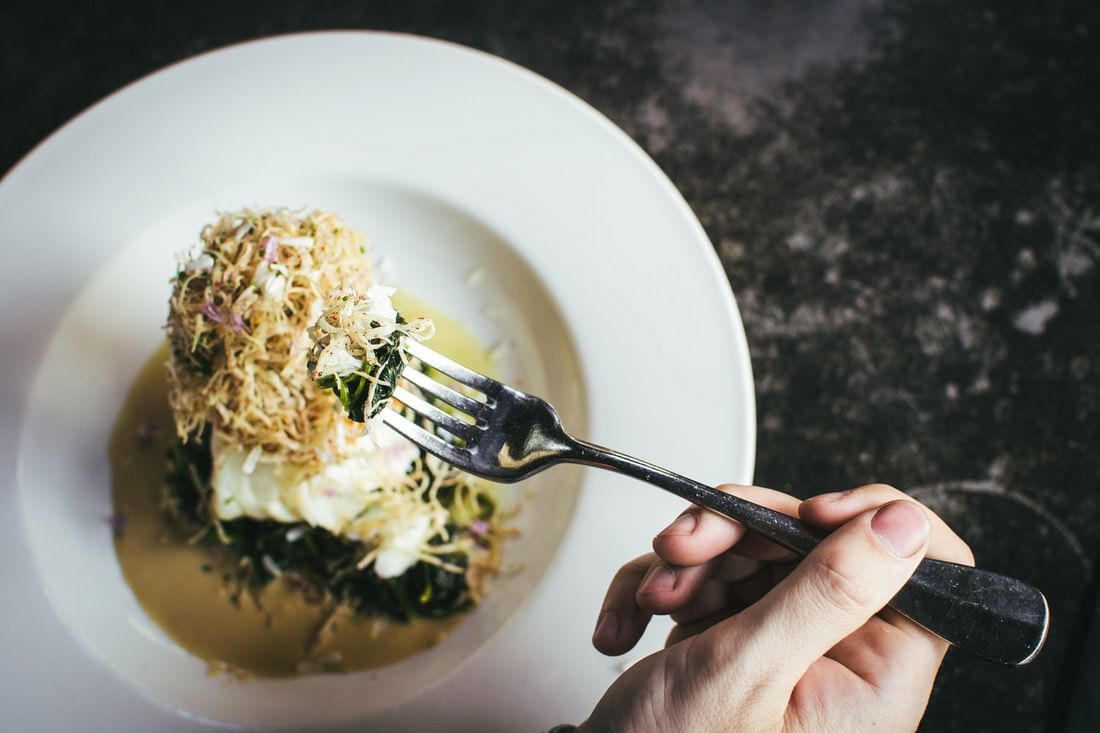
[112,207,509,677]
[2,33,755,730]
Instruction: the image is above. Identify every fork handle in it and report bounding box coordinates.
[568,439,1049,666]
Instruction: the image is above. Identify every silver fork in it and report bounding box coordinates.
[382,340,1049,667]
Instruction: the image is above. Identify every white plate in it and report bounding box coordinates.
[0,32,754,732]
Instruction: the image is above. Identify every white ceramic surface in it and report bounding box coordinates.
[0,32,755,732]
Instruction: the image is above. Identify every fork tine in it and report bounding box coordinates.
[401,365,485,417]
[382,409,474,468]
[392,386,480,440]
[405,340,497,394]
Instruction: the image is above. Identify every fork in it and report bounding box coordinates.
[382,340,1049,667]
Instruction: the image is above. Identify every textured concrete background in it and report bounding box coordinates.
[4,1,1097,730]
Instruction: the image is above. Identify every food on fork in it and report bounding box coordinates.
[112,207,506,676]
[309,285,434,424]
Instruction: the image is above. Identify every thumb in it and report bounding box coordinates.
[730,500,931,687]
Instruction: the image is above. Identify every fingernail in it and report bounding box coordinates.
[658,512,697,537]
[871,502,930,558]
[594,612,618,645]
[812,491,847,502]
[639,564,676,595]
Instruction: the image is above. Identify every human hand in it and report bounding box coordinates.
[577,484,975,733]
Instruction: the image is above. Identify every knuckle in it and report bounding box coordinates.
[605,554,657,602]
[859,482,900,496]
[620,553,657,578]
[684,625,748,684]
[609,564,635,589]
[678,632,718,674]
[810,553,878,616]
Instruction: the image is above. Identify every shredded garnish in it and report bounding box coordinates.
[161,207,507,635]
[166,208,371,467]
[308,285,434,422]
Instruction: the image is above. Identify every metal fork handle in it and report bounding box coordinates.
[567,439,1049,667]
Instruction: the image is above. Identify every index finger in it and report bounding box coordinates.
[652,484,802,567]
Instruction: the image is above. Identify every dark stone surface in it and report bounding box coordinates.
[4,1,1097,730]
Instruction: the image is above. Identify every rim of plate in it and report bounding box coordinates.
[1,31,756,729]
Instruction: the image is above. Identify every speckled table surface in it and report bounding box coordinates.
[4,1,1097,731]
